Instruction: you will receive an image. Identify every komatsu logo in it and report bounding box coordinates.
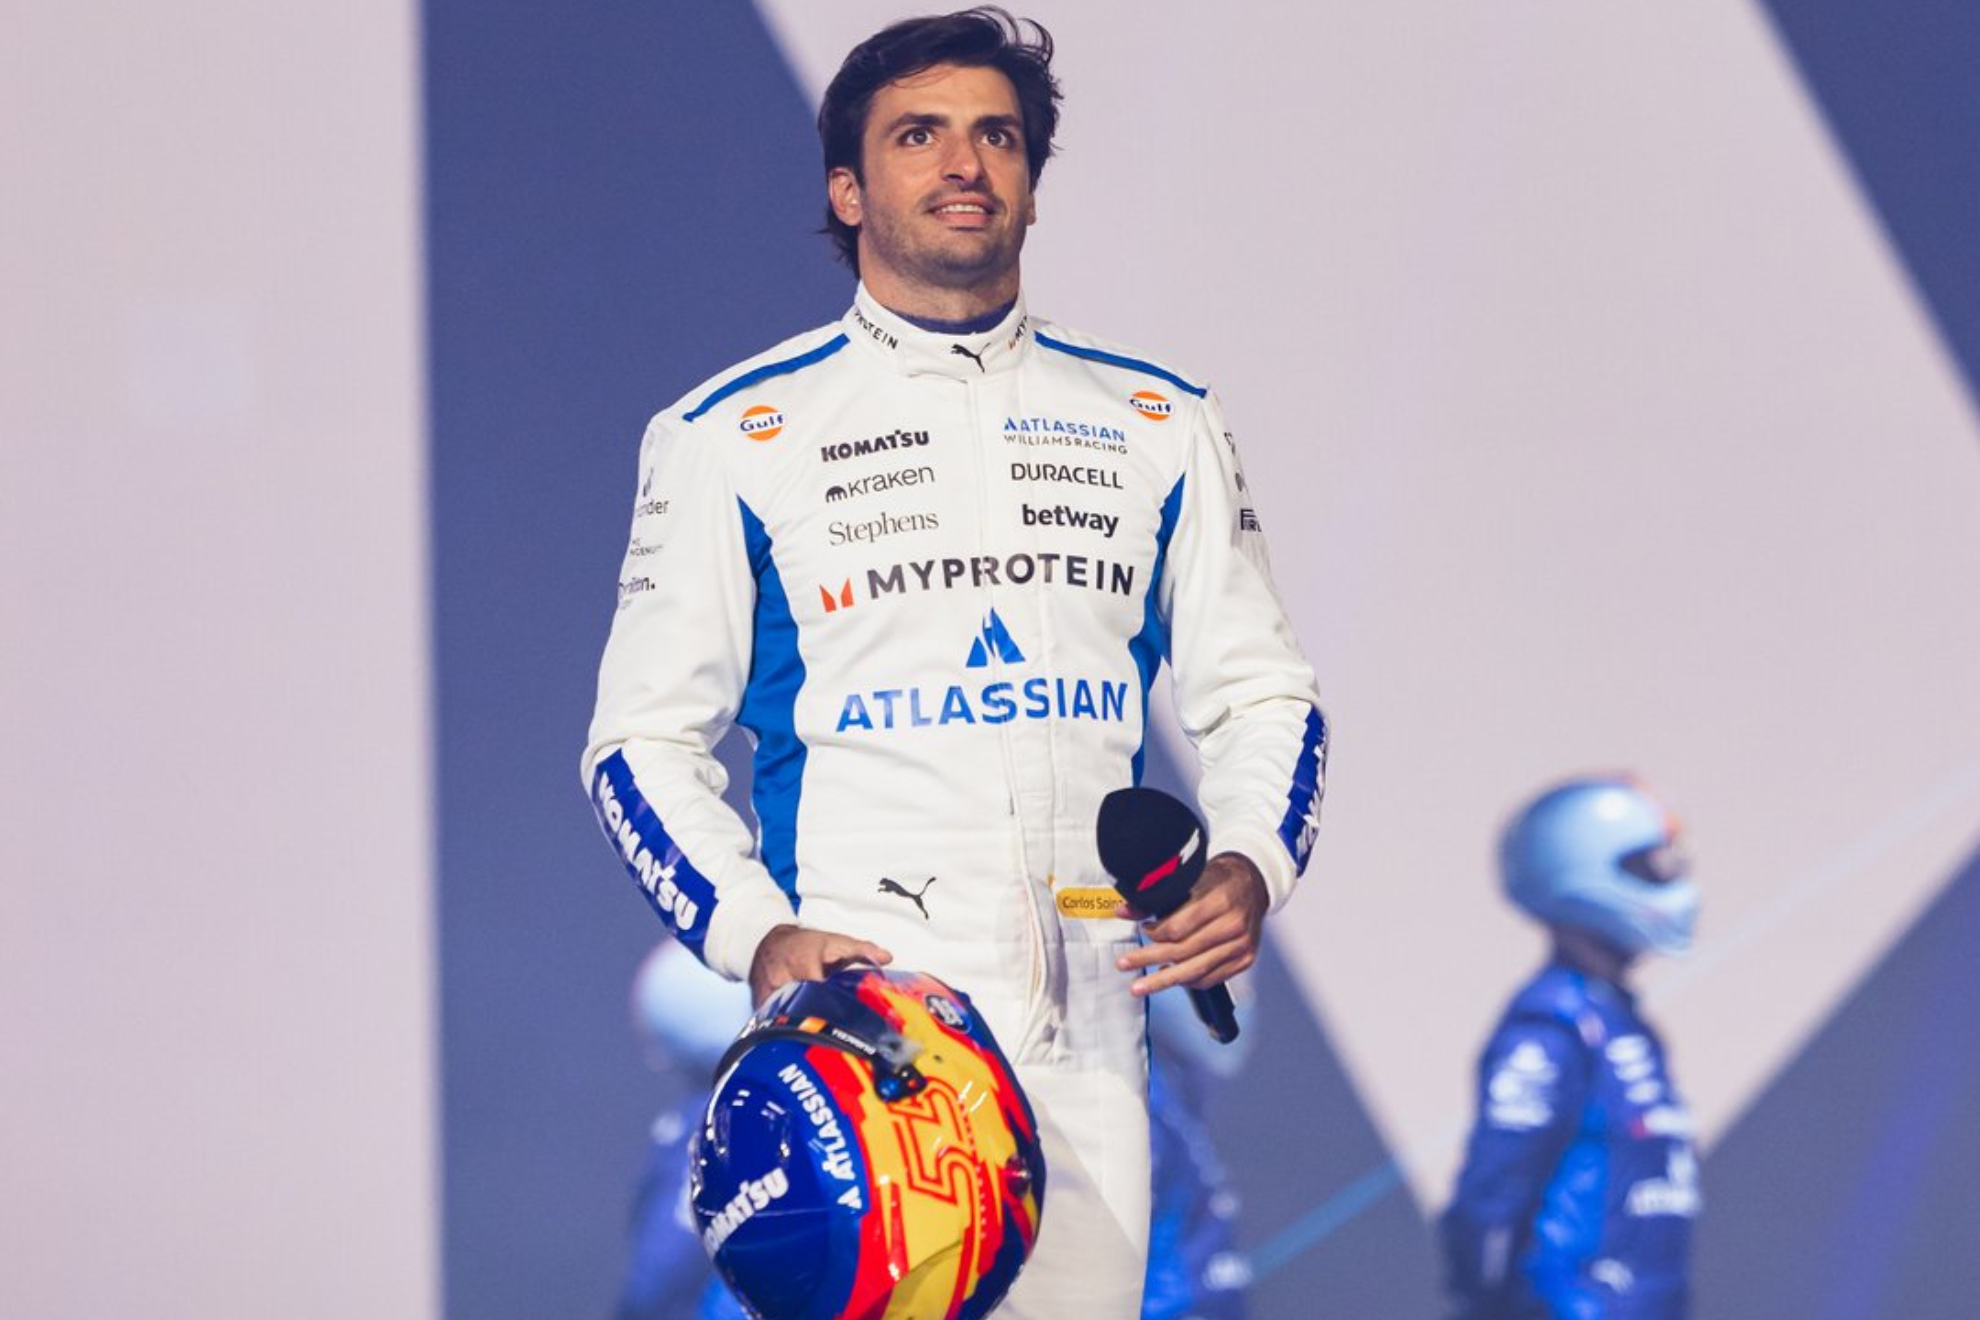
[701,1168,791,1253]
[593,770,701,933]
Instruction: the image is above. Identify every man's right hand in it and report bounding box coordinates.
[748,924,894,1006]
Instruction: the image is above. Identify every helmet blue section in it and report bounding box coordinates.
[1500,776,1700,955]
[692,1042,869,1320]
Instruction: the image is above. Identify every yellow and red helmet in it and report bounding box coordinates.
[691,968,1046,1320]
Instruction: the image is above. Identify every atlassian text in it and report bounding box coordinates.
[837,675,1130,732]
[1011,461,1124,489]
[1005,415,1127,444]
[865,553,1134,598]
[776,1064,859,1183]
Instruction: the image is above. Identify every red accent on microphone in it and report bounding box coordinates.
[1137,853,1181,892]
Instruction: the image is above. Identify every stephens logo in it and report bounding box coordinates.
[828,510,939,547]
[821,428,930,464]
[740,404,784,441]
[824,463,934,503]
[1129,390,1173,421]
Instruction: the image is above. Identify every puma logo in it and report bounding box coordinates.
[950,343,987,372]
[877,876,937,920]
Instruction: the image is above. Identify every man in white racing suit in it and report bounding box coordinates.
[582,10,1326,1317]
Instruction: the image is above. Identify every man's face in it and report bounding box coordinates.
[829,62,1037,301]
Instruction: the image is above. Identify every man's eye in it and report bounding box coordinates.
[903,127,932,146]
[984,128,1013,148]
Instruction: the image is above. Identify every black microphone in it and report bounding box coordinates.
[1096,786,1241,1044]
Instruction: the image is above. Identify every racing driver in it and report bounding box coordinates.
[582,10,1327,1316]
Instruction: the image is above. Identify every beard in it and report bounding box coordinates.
[858,189,1026,292]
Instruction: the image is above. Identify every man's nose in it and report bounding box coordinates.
[940,138,986,185]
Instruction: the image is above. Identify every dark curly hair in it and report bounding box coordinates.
[817,8,1062,273]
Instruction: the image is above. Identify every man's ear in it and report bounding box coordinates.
[828,167,863,226]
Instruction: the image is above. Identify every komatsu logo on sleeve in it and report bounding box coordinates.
[593,765,702,934]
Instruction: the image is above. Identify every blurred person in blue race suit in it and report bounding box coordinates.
[1440,777,1702,1320]
[1143,983,1257,1320]
[617,942,752,1320]
[581,9,1327,1316]
[617,938,1257,1320]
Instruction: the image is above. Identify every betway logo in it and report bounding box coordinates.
[1022,503,1117,538]
[593,768,701,934]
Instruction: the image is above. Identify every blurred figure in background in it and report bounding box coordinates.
[1143,983,1256,1320]
[617,940,1261,1319]
[1440,776,1702,1320]
[617,942,751,1320]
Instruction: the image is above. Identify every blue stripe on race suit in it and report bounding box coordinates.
[1034,332,1209,398]
[1128,475,1185,784]
[1274,707,1328,873]
[735,499,806,905]
[591,750,720,956]
[682,335,849,423]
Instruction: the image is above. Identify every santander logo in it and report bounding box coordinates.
[740,404,785,441]
[1129,390,1173,421]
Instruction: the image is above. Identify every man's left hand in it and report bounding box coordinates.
[1115,852,1268,995]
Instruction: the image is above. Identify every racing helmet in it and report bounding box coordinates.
[690,968,1045,1320]
[1500,775,1699,955]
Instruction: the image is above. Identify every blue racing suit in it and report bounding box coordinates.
[1440,963,1699,1319]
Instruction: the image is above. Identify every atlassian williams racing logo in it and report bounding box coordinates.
[739,404,784,442]
[835,610,1129,733]
[1004,415,1128,454]
[591,751,718,950]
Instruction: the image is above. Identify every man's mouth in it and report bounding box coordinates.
[931,199,995,217]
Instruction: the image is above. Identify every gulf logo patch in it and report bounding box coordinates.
[1129,390,1173,421]
[740,404,785,441]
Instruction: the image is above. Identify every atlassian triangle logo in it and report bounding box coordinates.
[965,611,1026,668]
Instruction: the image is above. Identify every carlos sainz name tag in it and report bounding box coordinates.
[1054,887,1121,920]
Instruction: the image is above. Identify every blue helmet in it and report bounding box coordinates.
[689,968,1046,1320]
[1500,776,1699,955]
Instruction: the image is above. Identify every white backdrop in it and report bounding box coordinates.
[2,5,435,1318]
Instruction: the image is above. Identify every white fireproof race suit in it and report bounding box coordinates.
[583,286,1326,1318]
